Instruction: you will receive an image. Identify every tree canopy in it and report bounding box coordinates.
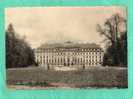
[97,14,127,67]
[6,23,35,68]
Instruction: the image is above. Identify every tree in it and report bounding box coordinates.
[97,13,127,67]
[6,23,35,68]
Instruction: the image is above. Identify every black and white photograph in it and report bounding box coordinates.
[5,7,127,89]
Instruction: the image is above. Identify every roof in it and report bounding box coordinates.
[36,41,102,50]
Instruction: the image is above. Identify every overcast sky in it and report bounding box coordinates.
[5,7,126,48]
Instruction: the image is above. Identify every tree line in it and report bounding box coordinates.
[97,13,127,67]
[6,24,35,68]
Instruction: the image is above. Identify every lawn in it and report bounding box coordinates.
[6,66,127,89]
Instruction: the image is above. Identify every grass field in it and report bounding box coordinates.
[6,66,127,89]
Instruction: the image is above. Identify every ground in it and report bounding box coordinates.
[6,66,127,89]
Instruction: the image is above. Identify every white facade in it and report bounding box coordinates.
[34,42,104,70]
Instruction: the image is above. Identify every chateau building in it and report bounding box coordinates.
[34,42,104,70]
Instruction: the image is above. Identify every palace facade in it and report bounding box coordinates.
[34,42,104,70]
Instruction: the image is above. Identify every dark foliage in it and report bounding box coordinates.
[97,14,127,67]
[103,34,127,66]
[6,23,35,68]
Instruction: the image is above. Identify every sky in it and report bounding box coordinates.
[5,7,126,48]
